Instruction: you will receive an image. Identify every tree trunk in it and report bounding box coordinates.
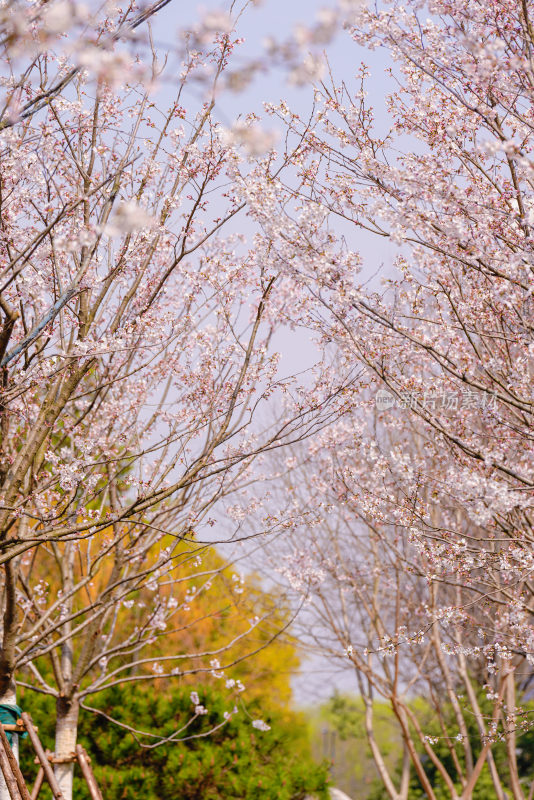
[54,697,79,800]
[54,542,77,800]
[0,680,18,800]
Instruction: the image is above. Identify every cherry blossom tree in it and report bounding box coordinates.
[268,416,533,799]
[0,2,352,797]
[243,0,534,795]
[266,0,534,666]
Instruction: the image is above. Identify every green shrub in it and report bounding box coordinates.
[18,684,329,800]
